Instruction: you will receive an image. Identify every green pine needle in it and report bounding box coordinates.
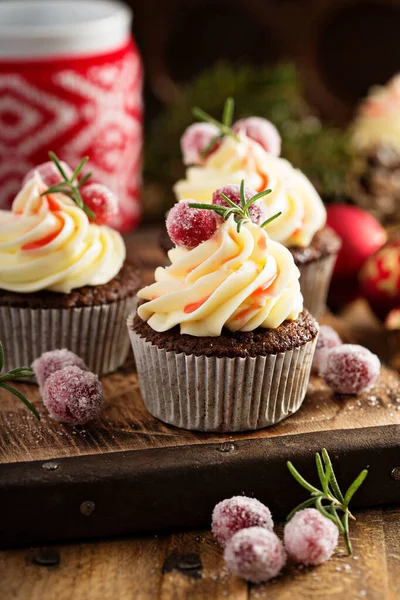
[193,97,240,153]
[41,152,95,221]
[188,179,280,233]
[286,448,368,555]
[0,341,39,420]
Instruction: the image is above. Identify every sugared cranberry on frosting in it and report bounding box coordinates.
[80,183,119,226]
[181,122,220,166]
[23,160,73,189]
[233,117,281,156]
[212,184,268,226]
[166,201,218,248]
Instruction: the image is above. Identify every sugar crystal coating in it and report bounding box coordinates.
[166,201,217,248]
[233,117,281,156]
[312,325,342,375]
[212,184,268,226]
[43,365,103,425]
[322,344,380,394]
[32,349,88,388]
[181,122,220,165]
[224,527,286,583]
[23,161,73,188]
[80,183,119,225]
[212,495,274,547]
[284,508,339,565]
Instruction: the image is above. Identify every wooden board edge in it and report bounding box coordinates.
[1,425,400,548]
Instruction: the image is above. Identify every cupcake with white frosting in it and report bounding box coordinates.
[350,73,400,223]
[129,185,318,432]
[0,154,140,375]
[173,100,341,317]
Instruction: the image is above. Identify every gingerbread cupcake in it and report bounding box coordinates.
[173,100,341,317]
[129,186,318,432]
[0,154,140,375]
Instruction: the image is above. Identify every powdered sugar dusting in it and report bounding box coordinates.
[43,365,103,425]
[312,325,342,375]
[233,117,281,156]
[322,344,381,394]
[181,122,220,165]
[32,349,87,389]
[224,527,286,583]
[166,201,217,248]
[284,508,339,565]
[212,496,273,547]
[212,184,268,226]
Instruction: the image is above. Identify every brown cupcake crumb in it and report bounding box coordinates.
[0,262,141,309]
[290,227,341,265]
[131,309,318,358]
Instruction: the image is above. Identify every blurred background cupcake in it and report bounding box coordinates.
[0,155,141,375]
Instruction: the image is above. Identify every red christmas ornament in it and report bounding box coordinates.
[360,241,400,319]
[327,205,387,278]
[326,205,387,308]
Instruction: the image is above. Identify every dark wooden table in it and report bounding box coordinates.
[1,508,399,599]
[0,228,399,599]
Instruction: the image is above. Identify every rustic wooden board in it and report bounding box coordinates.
[0,229,400,548]
[1,509,399,600]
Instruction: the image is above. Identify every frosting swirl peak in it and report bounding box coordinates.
[174,134,326,247]
[138,216,302,336]
[0,173,125,293]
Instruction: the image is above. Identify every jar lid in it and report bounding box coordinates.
[0,0,132,58]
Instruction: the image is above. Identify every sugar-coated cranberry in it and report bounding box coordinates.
[181,122,220,165]
[224,527,286,583]
[212,184,268,226]
[233,117,281,156]
[80,183,119,225]
[43,366,103,425]
[32,349,87,389]
[23,161,73,188]
[166,201,217,248]
[312,325,342,375]
[322,344,380,394]
[212,496,274,547]
[284,508,339,565]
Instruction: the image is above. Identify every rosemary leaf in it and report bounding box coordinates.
[48,151,69,180]
[287,461,321,494]
[322,448,345,504]
[71,156,89,182]
[344,470,368,507]
[286,497,316,521]
[260,211,282,228]
[0,383,40,421]
[222,97,234,127]
[77,172,92,188]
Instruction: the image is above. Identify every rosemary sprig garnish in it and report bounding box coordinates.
[193,97,240,157]
[188,179,281,233]
[287,448,368,555]
[0,341,39,420]
[40,151,95,220]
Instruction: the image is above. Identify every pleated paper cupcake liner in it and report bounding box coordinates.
[128,321,317,432]
[0,296,137,376]
[298,253,338,318]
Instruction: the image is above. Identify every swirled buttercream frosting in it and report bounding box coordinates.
[138,215,303,336]
[174,134,326,248]
[0,173,125,294]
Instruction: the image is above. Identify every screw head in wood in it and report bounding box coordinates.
[41,461,59,471]
[32,547,60,567]
[391,467,400,481]
[80,500,96,516]
[217,442,235,453]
